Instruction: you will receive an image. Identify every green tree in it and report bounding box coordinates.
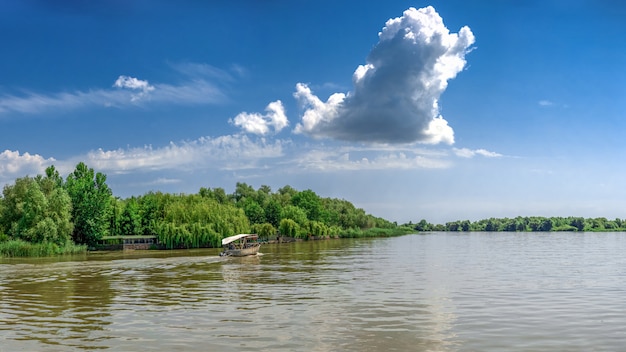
[264,198,283,228]
[119,198,142,236]
[138,192,162,236]
[279,218,299,238]
[41,180,74,243]
[415,219,431,231]
[243,199,266,225]
[255,185,272,206]
[233,182,256,204]
[1,175,73,245]
[65,162,112,246]
[276,185,297,205]
[280,205,308,226]
[306,220,329,237]
[155,194,250,249]
[107,197,122,237]
[251,222,276,240]
[291,189,322,222]
[199,187,229,204]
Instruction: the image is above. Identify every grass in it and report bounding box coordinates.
[0,240,87,258]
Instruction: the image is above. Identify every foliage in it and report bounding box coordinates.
[291,189,322,222]
[264,198,283,228]
[156,222,222,249]
[119,197,143,236]
[155,194,249,249]
[335,226,411,238]
[251,223,276,240]
[280,205,308,226]
[65,162,112,246]
[411,216,626,233]
[279,218,299,238]
[305,220,329,238]
[0,174,73,245]
[242,198,266,225]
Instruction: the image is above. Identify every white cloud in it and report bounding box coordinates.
[170,62,237,82]
[422,117,455,145]
[0,150,55,181]
[139,177,182,186]
[293,6,474,144]
[230,100,289,135]
[149,80,226,105]
[453,147,502,158]
[113,75,155,91]
[113,75,155,102]
[290,144,452,171]
[82,137,495,176]
[0,68,228,116]
[539,100,554,107]
[83,134,285,173]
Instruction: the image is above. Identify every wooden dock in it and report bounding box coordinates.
[99,235,158,250]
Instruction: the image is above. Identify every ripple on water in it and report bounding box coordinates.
[2,234,626,351]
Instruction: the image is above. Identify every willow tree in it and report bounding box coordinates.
[156,194,250,249]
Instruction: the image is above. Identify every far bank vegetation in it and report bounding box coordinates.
[407,216,626,232]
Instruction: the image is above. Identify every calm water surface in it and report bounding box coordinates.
[1,232,626,351]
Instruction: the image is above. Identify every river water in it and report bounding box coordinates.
[1,232,626,351]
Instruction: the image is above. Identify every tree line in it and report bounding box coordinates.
[0,162,401,256]
[407,216,626,232]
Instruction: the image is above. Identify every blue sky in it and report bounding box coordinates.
[1,0,626,224]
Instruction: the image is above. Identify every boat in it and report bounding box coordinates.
[220,234,261,257]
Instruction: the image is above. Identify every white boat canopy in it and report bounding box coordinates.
[221,234,257,246]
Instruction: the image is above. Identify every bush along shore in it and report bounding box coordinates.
[0,163,408,257]
[405,216,626,232]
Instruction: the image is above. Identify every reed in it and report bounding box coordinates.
[0,240,87,258]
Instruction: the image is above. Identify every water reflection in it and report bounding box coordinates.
[0,260,114,350]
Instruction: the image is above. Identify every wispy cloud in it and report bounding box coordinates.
[169,62,237,82]
[80,136,475,176]
[538,100,554,107]
[538,99,569,109]
[294,147,451,171]
[1,132,500,189]
[82,134,286,173]
[2,138,499,187]
[0,66,229,117]
[136,177,183,187]
[453,147,502,158]
[1,135,287,184]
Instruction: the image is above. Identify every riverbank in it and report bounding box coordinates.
[2,226,413,258]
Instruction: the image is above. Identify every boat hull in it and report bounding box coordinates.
[220,244,260,257]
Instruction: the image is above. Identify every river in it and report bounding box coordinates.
[1,232,625,351]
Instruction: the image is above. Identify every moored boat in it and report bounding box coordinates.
[220,234,261,257]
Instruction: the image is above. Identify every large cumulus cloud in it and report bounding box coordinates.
[294,6,474,144]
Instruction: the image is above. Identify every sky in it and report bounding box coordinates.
[1,0,626,224]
